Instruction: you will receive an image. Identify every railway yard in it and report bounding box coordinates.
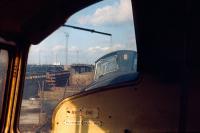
[19,65,94,132]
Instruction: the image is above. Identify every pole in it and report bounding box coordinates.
[64,33,69,66]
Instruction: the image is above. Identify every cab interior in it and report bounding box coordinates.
[0,0,200,132]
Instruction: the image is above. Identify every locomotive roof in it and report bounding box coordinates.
[95,50,137,63]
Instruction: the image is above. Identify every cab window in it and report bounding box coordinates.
[0,49,8,119]
[19,0,136,132]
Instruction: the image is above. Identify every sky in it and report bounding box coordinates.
[28,0,137,65]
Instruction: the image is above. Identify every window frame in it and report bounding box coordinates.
[0,43,17,131]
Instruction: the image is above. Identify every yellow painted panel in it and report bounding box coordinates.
[52,75,180,133]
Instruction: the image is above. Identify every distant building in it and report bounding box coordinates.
[70,64,94,74]
[23,65,70,99]
[46,70,70,88]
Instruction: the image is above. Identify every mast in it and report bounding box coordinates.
[64,32,69,66]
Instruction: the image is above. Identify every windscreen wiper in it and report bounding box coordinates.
[63,24,112,36]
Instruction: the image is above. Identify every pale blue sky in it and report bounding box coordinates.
[28,0,136,65]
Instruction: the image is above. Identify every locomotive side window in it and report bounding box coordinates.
[95,55,119,80]
[19,0,136,132]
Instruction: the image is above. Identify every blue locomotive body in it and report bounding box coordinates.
[85,50,138,91]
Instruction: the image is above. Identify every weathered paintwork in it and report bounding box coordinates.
[52,74,181,133]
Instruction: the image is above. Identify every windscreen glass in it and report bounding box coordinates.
[0,49,8,119]
[19,0,137,132]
